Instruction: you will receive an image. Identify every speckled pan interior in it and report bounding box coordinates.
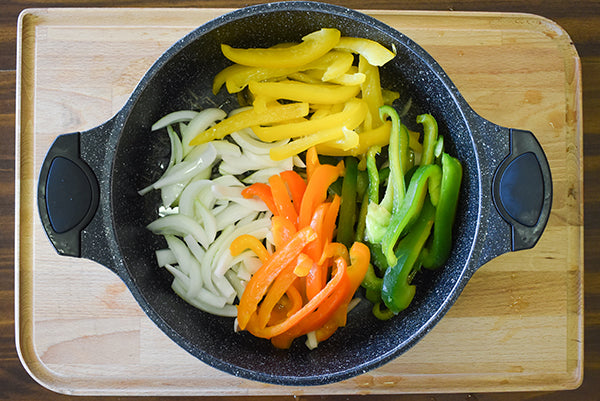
[81,1,506,385]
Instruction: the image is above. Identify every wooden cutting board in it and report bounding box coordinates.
[15,8,583,396]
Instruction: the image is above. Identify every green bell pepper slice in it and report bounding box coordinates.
[337,156,358,247]
[417,113,438,166]
[421,152,463,269]
[381,163,441,267]
[381,198,436,314]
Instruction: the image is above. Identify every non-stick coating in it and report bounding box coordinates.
[108,2,483,384]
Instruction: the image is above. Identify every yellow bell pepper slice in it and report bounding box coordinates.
[221,28,341,68]
[248,80,360,105]
[302,67,366,86]
[213,64,298,94]
[317,127,360,152]
[189,102,309,146]
[213,50,354,94]
[313,50,354,81]
[359,55,384,130]
[334,36,395,66]
[287,71,321,84]
[317,121,392,156]
[269,126,348,161]
[253,98,367,141]
[252,95,279,114]
[329,72,366,86]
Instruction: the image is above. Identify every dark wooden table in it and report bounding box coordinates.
[1,1,598,400]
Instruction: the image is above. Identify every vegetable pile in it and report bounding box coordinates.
[141,28,462,349]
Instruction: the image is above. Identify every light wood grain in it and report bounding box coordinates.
[15,8,583,396]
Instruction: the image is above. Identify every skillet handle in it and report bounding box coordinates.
[491,128,552,251]
[38,132,100,257]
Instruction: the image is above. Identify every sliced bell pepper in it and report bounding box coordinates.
[421,153,463,269]
[315,121,391,156]
[229,234,270,263]
[293,252,313,277]
[381,198,435,314]
[299,164,341,228]
[221,28,341,68]
[237,226,317,330]
[305,203,329,300]
[271,215,297,248]
[358,55,384,130]
[280,170,307,215]
[322,194,341,246]
[417,113,438,166]
[365,105,409,245]
[189,102,309,146]
[257,259,302,329]
[336,156,358,248]
[269,265,351,348]
[241,182,277,215]
[248,80,361,105]
[305,146,321,181]
[380,163,442,266]
[379,105,408,212]
[213,50,354,94]
[269,126,349,161]
[269,173,298,227]
[212,63,294,95]
[253,98,367,142]
[334,36,395,66]
[314,242,370,342]
[244,254,349,339]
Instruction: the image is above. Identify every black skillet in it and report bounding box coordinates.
[36,1,552,386]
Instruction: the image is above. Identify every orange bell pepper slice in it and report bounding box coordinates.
[241,182,277,215]
[269,174,298,227]
[315,242,370,342]
[271,215,297,249]
[280,170,307,215]
[293,252,313,277]
[304,203,329,300]
[299,164,341,228]
[257,260,302,329]
[237,226,317,330]
[244,255,349,339]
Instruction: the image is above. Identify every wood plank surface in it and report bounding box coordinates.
[14,7,582,396]
[2,1,599,400]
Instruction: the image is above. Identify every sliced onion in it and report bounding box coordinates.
[152,110,199,131]
[212,184,269,211]
[242,167,286,184]
[137,125,184,196]
[230,128,289,155]
[182,108,227,155]
[178,180,212,217]
[171,278,237,317]
[214,203,258,232]
[155,248,177,267]
[164,235,203,298]
[147,214,210,249]
[151,143,217,189]
[225,269,246,299]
